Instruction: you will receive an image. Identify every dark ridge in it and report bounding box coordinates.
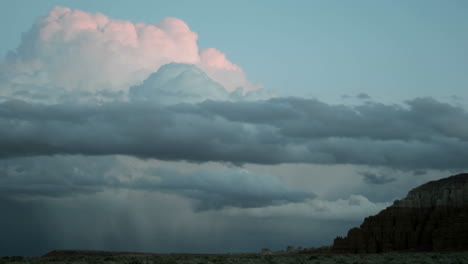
[332,173,468,253]
[410,173,468,193]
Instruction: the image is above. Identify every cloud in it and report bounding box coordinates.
[0,96,467,170]
[2,5,466,257]
[359,171,396,185]
[0,156,381,256]
[0,156,124,199]
[128,63,272,105]
[412,170,427,176]
[357,93,371,100]
[0,190,356,256]
[0,156,313,210]
[199,48,262,93]
[221,195,389,221]
[129,63,232,104]
[0,156,452,256]
[1,62,271,105]
[341,93,371,100]
[1,6,260,103]
[134,167,314,210]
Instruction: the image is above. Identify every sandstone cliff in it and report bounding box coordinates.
[332,173,468,253]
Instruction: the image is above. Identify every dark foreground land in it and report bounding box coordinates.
[1,251,468,264]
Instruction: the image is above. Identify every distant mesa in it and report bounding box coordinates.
[332,173,468,253]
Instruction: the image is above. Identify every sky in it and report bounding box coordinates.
[0,0,468,256]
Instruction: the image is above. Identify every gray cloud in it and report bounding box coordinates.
[0,156,452,256]
[359,171,396,185]
[196,97,468,141]
[0,193,356,256]
[134,167,314,210]
[0,156,313,210]
[0,156,123,199]
[341,93,371,100]
[0,156,356,256]
[357,93,371,100]
[0,96,468,170]
[412,170,427,176]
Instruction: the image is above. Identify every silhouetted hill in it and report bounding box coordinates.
[332,173,468,253]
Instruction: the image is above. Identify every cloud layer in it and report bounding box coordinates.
[0,156,313,210]
[1,95,467,170]
[0,155,387,256]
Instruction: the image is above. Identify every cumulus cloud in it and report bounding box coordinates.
[0,97,467,170]
[199,48,262,93]
[129,63,232,104]
[1,6,260,103]
[128,63,272,105]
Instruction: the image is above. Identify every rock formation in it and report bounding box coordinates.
[332,173,468,253]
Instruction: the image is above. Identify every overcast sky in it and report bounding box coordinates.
[0,0,467,256]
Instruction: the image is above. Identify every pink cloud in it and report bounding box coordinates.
[200,48,241,71]
[4,6,260,98]
[199,48,262,93]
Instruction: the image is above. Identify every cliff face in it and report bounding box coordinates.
[332,173,468,253]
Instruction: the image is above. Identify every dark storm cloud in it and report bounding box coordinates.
[133,167,314,210]
[359,171,396,185]
[0,198,55,256]
[0,156,120,199]
[412,170,427,176]
[0,156,313,210]
[0,194,355,256]
[194,97,468,141]
[0,97,468,169]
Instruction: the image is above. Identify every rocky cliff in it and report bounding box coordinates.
[332,173,468,253]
